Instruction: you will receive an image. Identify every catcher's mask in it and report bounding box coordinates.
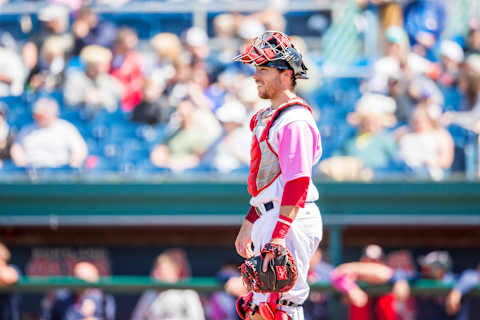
[233,31,308,79]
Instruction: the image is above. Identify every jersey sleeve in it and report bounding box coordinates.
[276,120,318,182]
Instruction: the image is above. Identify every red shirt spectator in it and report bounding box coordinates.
[110,28,144,111]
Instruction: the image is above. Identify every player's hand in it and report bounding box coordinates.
[262,238,286,272]
[235,220,254,258]
[225,276,248,297]
[446,289,462,315]
[392,279,410,302]
[347,286,368,307]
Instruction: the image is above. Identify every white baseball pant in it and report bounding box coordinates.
[250,201,323,320]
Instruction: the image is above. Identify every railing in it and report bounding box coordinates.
[1,276,479,296]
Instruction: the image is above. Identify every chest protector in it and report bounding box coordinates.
[248,98,312,197]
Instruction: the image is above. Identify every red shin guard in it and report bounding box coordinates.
[274,310,291,320]
[258,293,291,320]
[236,292,256,320]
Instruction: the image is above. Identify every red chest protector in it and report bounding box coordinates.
[248,98,312,197]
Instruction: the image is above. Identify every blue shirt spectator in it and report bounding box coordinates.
[404,0,447,61]
[446,267,480,320]
[416,251,456,320]
[45,289,115,320]
[72,8,117,56]
[43,262,115,320]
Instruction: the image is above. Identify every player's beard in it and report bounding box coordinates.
[257,78,281,100]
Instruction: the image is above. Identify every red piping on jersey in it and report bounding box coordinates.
[247,98,312,197]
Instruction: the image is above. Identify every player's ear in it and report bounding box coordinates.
[281,70,293,84]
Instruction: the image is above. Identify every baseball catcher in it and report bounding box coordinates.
[233,31,324,320]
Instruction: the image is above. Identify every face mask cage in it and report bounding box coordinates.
[233,31,296,66]
[233,31,308,79]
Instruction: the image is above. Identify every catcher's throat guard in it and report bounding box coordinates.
[233,31,308,79]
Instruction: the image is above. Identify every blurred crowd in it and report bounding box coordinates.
[0,241,479,319]
[0,0,479,180]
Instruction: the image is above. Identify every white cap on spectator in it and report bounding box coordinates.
[216,100,247,124]
[363,244,384,261]
[238,19,265,40]
[38,4,69,23]
[184,27,208,47]
[355,93,396,115]
[440,40,464,63]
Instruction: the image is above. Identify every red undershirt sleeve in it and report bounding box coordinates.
[281,176,310,207]
[245,206,260,223]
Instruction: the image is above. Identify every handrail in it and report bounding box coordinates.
[0,276,478,296]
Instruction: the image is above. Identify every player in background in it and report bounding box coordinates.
[233,31,323,320]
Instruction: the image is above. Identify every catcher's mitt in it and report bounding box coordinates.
[241,242,297,293]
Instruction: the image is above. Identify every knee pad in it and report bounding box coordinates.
[258,293,292,320]
[236,292,258,320]
[274,310,291,320]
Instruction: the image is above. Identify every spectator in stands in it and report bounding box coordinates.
[442,54,480,132]
[150,97,220,172]
[207,260,246,320]
[131,77,171,125]
[304,248,333,320]
[403,0,446,61]
[0,31,19,53]
[210,13,238,69]
[0,242,20,320]
[22,4,73,71]
[376,250,417,320]
[446,262,480,319]
[43,261,115,320]
[200,100,250,173]
[434,40,464,88]
[248,8,286,34]
[365,26,433,94]
[25,36,68,93]
[131,249,205,320]
[407,76,443,120]
[0,39,26,97]
[333,93,398,172]
[414,250,456,320]
[183,27,210,68]
[387,73,413,124]
[398,107,454,180]
[464,21,480,56]
[110,28,144,112]
[182,27,223,81]
[330,244,414,320]
[64,45,122,113]
[10,97,88,168]
[72,7,117,56]
[202,70,233,114]
[0,103,13,169]
[148,33,183,92]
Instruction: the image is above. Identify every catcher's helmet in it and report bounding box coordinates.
[233,31,308,79]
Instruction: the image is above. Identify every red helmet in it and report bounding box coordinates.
[233,31,308,79]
